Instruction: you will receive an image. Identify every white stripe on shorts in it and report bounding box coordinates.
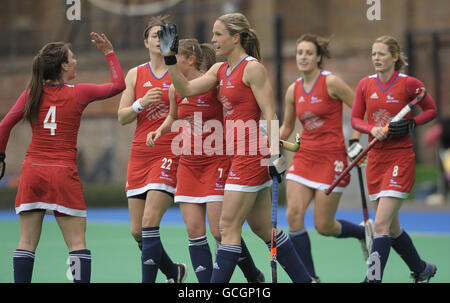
[174,195,224,204]
[369,190,409,201]
[286,173,345,193]
[224,180,272,193]
[126,183,176,197]
[15,202,86,217]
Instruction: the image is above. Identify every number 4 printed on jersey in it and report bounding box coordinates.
[44,106,57,135]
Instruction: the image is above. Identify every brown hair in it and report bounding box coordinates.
[296,34,331,69]
[217,13,261,61]
[374,35,408,71]
[143,15,171,40]
[178,39,216,72]
[23,42,71,127]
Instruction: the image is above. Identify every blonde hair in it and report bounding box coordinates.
[178,39,216,72]
[296,34,331,69]
[374,35,408,71]
[217,13,261,61]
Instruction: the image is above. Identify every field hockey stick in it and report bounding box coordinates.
[259,124,301,152]
[270,176,278,283]
[356,165,374,255]
[325,88,427,195]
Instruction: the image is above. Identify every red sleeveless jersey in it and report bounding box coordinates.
[294,70,346,152]
[217,56,265,156]
[217,56,270,188]
[174,89,226,159]
[132,63,175,153]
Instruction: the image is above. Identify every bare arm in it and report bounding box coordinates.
[327,74,361,140]
[146,85,178,146]
[279,83,296,141]
[167,62,221,98]
[117,67,138,125]
[158,85,178,135]
[244,61,279,155]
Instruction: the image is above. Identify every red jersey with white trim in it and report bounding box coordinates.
[0,52,125,161]
[132,63,175,153]
[351,71,437,150]
[217,56,266,156]
[174,89,226,159]
[217,56,270,188]
[294,70,346,152]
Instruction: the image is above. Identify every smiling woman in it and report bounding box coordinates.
[0,32,125,283]
[158,12,313,283]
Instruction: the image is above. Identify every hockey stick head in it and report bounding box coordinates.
[416,87,427,103]
[281,133,301,152]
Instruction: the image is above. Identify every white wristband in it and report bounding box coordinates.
[132,98,144,113]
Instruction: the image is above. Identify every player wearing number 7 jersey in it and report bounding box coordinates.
[146,39,264,283]
[0,33,125,282]
[351,36,437,283]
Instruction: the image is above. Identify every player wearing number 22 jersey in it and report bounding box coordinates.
[125,63,179,198]
[0,52,125,217]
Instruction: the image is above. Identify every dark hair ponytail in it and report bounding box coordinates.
[23,42,70,127]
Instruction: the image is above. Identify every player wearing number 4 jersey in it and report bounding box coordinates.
[0,33,125,283]
[117,16,186,283]
[280,34,369,282]
[351,36,437,283]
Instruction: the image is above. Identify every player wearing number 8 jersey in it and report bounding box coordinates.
[351,36,437,283]
[117,16,186,283]
[0,33,125,283]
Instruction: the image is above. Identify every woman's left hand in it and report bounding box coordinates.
[90,32,114,55]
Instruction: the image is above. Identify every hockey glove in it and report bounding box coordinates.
[347,139,367,167]
[388,119,416,137]
[268,154,287,183]
[157,24,179,66]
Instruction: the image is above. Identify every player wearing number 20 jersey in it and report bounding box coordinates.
[286,70,350,192]
[0,52,125,217]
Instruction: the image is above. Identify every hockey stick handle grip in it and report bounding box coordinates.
[325,88,427,195]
